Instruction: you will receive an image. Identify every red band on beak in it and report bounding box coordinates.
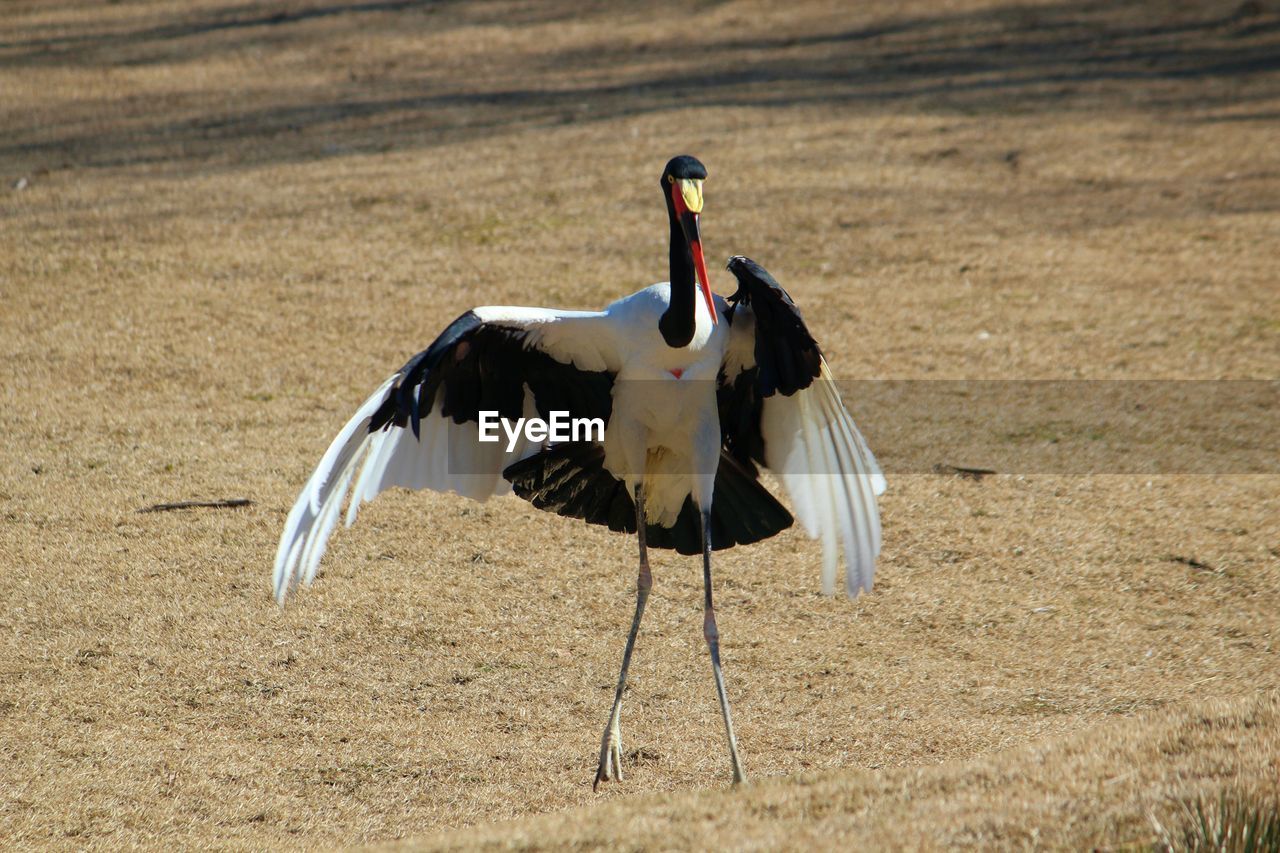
[687,225,716,326]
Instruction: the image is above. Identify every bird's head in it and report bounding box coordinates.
[662,155,715,325]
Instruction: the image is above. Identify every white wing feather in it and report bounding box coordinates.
[273,375,396,603]
[274,384,547,604]
[761,360,885,597]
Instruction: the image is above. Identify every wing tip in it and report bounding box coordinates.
[872,473,888,496]
[844,567,875,599]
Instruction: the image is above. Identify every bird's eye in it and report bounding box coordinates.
[667,175,674,184]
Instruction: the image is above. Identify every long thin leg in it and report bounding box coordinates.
[594,484,653,790]
[701,508,746,784]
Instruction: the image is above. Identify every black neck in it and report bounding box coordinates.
[659,204,697,349]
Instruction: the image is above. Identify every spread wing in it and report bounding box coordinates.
[720,256,886,597]
[273,307,618,604]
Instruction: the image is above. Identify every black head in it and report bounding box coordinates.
[657,155,716,342]
[661,155,708,184]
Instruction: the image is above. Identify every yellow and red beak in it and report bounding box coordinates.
[671,178,717,325]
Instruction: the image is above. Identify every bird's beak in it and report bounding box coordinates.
[673,178,717,326]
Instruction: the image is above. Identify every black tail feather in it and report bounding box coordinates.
[503,444,793,554]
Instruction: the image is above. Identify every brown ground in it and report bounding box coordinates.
[1,0,1278,849]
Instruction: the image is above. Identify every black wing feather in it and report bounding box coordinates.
[504,444,792,554]
[725,255,822,397]
[368,310,614,438]
[719,255,825,472]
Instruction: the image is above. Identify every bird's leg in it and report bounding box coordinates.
[701,508,747,785]
[594,484,653,790]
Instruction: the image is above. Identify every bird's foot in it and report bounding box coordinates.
[593,719,624,790]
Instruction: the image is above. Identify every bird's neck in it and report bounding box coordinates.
[659,215,697,349]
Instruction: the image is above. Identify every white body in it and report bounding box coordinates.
[600,283,728,526]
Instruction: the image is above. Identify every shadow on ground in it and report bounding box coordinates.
[3,0,1279,172]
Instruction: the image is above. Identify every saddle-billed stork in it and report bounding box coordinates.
[273,155,885,787]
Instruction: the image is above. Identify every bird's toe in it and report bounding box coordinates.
[592,723,625,789]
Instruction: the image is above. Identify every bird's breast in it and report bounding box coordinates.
[606,282,726,379]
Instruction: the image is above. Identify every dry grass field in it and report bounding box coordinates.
[2,0,1278,849]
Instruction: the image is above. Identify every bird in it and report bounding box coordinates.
[273,154,886,788]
